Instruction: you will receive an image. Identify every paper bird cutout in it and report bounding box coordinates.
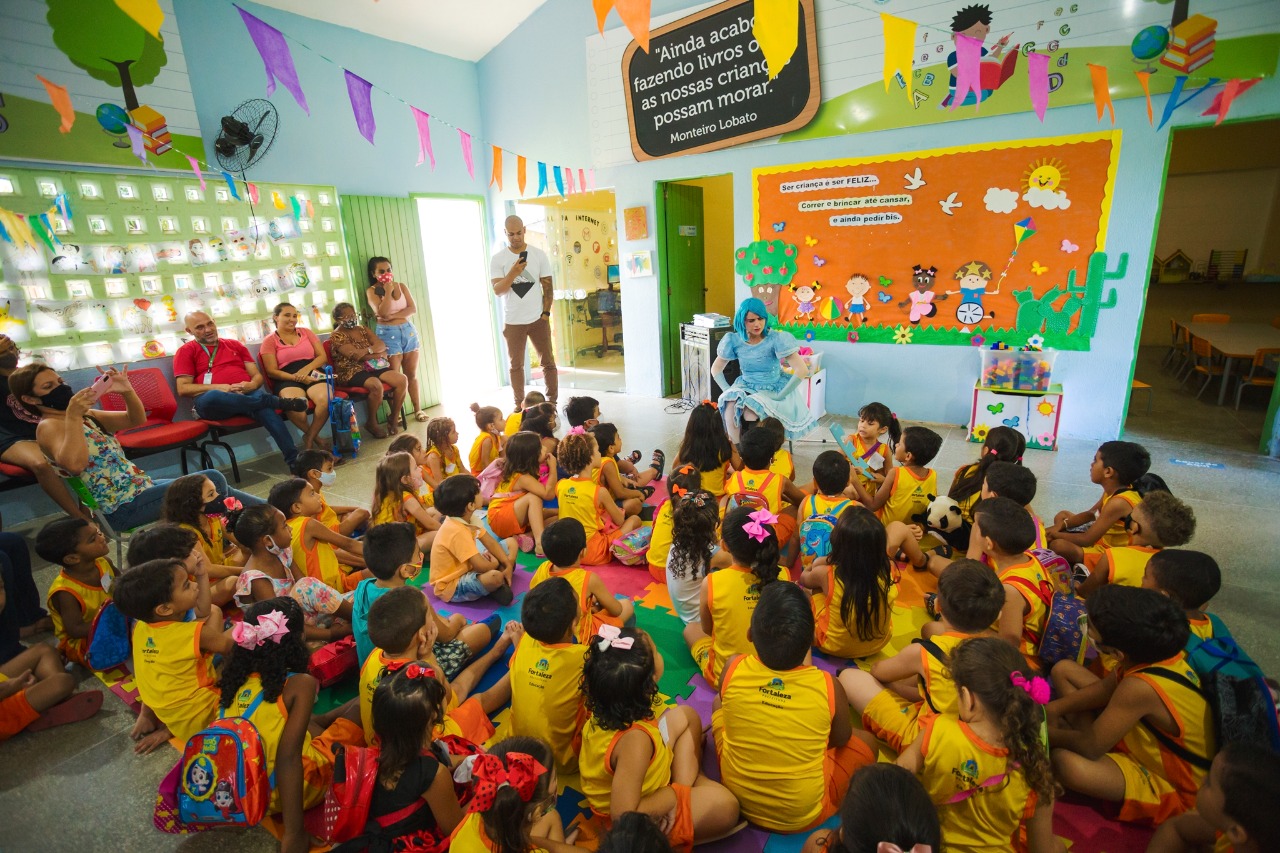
[903,167,925,190]
[938,192,962,215]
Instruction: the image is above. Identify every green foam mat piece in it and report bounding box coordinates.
[634,603,700,700]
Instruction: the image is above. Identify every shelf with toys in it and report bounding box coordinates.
[970,343,1062,451]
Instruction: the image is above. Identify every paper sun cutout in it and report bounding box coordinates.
[1037,400,1056,416]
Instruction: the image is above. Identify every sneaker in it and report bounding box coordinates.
[491,583,514,607]
[280,397,309,413]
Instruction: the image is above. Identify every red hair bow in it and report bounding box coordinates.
[384,660,436,681]
[455,752,547,811]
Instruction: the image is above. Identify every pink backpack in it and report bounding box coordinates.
[611,525,653,566]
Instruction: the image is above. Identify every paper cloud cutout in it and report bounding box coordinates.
[1023,186,1071,210]
[984,187,1020,214]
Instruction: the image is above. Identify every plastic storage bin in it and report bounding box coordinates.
[980,349,1057,392]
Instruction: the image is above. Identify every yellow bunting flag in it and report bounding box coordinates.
[490,146,504,191]
[1088,64,1114,124]
[113,0,164,39]
[272,191,286,210]
[754,0,800,80]
[880,13,917,104]
[1134,70,1154,125]
[35,75,75,133]
[517,155,528,196]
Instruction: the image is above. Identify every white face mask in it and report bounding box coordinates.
[317,470,337,487]
[266,540,293,568]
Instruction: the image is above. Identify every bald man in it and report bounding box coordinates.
[490,215,556,410]
[173,312,308,466]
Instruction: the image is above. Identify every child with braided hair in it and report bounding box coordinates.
[423,416,464,489]
[664,488,731,626]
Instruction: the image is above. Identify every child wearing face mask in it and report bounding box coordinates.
[293,450,368,572]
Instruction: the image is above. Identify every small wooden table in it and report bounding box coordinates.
[1182,322,1280,405]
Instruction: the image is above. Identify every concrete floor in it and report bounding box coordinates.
[2,384,1278,850]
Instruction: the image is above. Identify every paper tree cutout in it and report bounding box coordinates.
[735,239,799,317]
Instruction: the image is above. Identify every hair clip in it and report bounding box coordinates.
[385,659,436,681]
[701,399,718,410]
[743,508,779,542]
[454,752,547,807]
[567,426,586,436]
[670,481,689,498]
[877,844,932,853]
[596,624,635,652]
[891,412,898,419]
[1010,671,1050,705]
[230,609,290,649]
[223,496,243,512]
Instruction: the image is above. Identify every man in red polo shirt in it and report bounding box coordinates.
[173,311,308,466]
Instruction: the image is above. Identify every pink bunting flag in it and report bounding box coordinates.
[237,7,310,115]
[566,168,575,195]
[186,155,206,190]
[344,70,376,144]
[459,129,474,178]
[1201,78,1261,126]
[35,75,74,133]
[578,169,587,193]
[1088,64,1114,124]
[247,182,259,204]
[125,123,147,163]
[1027,52,1049,121]
[410,107,435,169]
[950,34,983,111]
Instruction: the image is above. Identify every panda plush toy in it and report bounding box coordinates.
[917,494,968,550]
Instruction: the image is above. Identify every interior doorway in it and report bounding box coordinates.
[1125,118,1280,455]
[416,196,500,403]
[656,174,734,397]
[516,189,623,393]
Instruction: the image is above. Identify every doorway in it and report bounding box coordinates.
[516,189,623,393]
[416,196,500,403]
[656,174,734,397]
[1125,118,1280,454]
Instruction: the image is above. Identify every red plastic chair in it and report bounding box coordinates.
[321,340,410,423]
[197,414,260,484]
[0,460,36,496]
[99,367,210,473]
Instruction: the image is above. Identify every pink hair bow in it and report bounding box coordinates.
[1010,671,1051,705]
[596,624,634,652]
[231,610,290,649]
[568,426,587,436]
[877,844,932,853]
[223,496,243,512]
[743,508,779,542]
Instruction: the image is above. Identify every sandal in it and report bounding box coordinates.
[415,410,429,422]
[627,450,642,465]
[650,448,666,480]
[638,484,656,500]
[27,690,104,733]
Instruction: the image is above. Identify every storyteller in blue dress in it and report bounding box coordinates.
[712,298,816,443]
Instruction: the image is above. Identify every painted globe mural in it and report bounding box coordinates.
[1131,25,1170,62]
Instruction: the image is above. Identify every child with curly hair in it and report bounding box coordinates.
[160,472,246,570]
[555,432,641,566]
[664,488,730,626]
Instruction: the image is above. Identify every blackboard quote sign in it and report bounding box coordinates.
[622,0,820,161]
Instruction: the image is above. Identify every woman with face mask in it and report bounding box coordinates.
[7,363,262,531]
[327,302,407,438]
[365,256,426,422]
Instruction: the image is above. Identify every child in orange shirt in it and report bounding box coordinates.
[529,518,634,640]
[1048,440,1150,564]
[34,517,117,668]
[468,402,504,475]
[429,474,517,605]
[555,432,642,566]
[269,478,365,591]
[371,451,442,551]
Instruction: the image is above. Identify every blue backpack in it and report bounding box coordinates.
[87,600,131,671]
[325,368,360,459]
[799,495,850,567]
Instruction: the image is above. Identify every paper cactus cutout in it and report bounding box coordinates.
[735,240,799,316]
[1011,252,1122,339]
[1070,252,1124,339]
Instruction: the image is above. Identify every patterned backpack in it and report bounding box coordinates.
[176,690,273,827]
[611,524,653,566]
[799,496,850,568]
[1004,548,1089,668]
[720,472,776,514]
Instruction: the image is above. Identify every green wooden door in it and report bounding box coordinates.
[657,183,707,396]
[339,195,442,409]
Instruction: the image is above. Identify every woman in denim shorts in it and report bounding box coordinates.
[366,256,427,421]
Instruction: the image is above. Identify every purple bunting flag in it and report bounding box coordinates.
[125,124,147,163]
[1027,51,1050,121]
[237,6,310,115]
[459,129,474,178]
[344,70,376,144]
[410,107,435,168]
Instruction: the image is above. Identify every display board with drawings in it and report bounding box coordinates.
[0,167,352,371]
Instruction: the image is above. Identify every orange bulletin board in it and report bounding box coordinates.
[751,132,1121,349]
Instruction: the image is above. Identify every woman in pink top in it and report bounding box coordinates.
[365,256,426,422]
[260,302,330,449]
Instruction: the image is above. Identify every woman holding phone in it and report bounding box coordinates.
[365,256,427,422]
[7,363,261,528]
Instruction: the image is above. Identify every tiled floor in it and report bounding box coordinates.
[2,380,1278,850]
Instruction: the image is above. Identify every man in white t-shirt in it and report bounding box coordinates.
[490,214,557,409]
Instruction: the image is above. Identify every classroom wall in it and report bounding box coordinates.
[673,175,735,319]
[478,1,1280,442]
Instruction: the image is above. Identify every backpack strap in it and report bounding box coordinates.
[220,689,267,721]
[946,773,1007,803]
[912,638,949,714]
[1135,667,1212,772]
[372,798,427,828]
[807,494,819,518]
[1205,612,1230,640]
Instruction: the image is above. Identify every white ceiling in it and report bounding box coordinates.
[249,0,550,62]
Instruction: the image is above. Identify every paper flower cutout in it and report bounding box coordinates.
[804,329,816,342]
[893,327,913,345]
[1037,432,1055,447]
[970,334,986,347]
[1037,400,1056,416]
[1027,334,1045,348]
[971,425,990,442]
[847,330,859,343]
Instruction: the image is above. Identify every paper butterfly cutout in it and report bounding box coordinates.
[772,222,786,232]
[877,291,893,303]
[813,255,826,267]
[804,235,818,247]
[878,275,893,287]
[1003,416,1021,428]
[1031,262,1048,276]
[987,403,1004,414]
[1060,239,1079,253]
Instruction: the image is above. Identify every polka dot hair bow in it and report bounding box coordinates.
[595,624,634,652]
[454,752,547,810]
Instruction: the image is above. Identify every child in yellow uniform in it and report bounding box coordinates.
[505,391,546,437]
[1148,743,1280,853]
[1048,440,1150,564]
[486,433,558,552]
[714,583,875,833]
[269,477,365,592]
[840,560,1006,752]
[388,433,437,507]
[901,638,1061,853]
[850,425,943,532]
[646,465,701,583]
[509,579,591,774]
[468,402,505,475]
[555,432,641,566]
[947,425,1024,527]
[801,764,942,853]
[448,737,586,852]
[529,519,633,641]
[293,449,369,537]
[579,625,740,849]
[358,586,513,747]
[758,417,796,481]
[982,461,1048,550]
[686,505,789,686]
[796,451,854,546]
[850,402,899,490]
[429,474,517,605]
[34,517,117,668]
[671,401,737,497]
[665,489,732,627]
[725,429,806,557]
[424,416,464,489]
[159,473,246,575]
[591,423,649,516]
[113,556,230,744]
[1077,490,1196,598]
[1049,586,1215,825]
[1142,549,1225,643]
[371,451,443,551]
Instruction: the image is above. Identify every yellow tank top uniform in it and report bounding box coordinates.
[132,618,220,742]
[952,464,980,523]
[286,515,342,591]
[1102,545,1160,588]
[557,477,607,538]
[724,469,785,513]
[468,433,499,476]
[1099,488,1142,549]
[47,556,117,667]
[919,714,1035,853]
[449,810,551,852]
[698,565,788,685]
[798,493,851,527]
[180,519,231,565]
[714,655,836,831]
[503,410,523,437]
[769,448,795,481]
[879,466,936,528]
[427,445,463,478]
[314,493,340,530]
[1187,613,1221,643]
[592,457,621,487]
[529,562,622,641]
[509,633,589,773]
[579,716,672,816]
[698,462,731,497]
[374,492,428,536]
[646,500,675,572]
[360,649,473,746]
[862,631,969,752]
[998,553,1057,662]
[813,563,898,659]
[851,434,891,488]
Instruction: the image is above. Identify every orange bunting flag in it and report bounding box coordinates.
[755,0,800,80]
[1134,70,1154,125]
[1088,63,1114,124]
[35,75,74,133]
[592,0,613,33]
[613,0,651,52]
[880,13,917,104]
[1202,78,1261,126]
[517,155,527,195]
[490,146,503,191]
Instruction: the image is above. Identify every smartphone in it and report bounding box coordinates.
[89,372,112,400]
[519,250,528,264]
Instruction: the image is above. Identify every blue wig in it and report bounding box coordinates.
[733,298,771,339]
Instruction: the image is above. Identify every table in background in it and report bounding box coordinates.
[1182,322,1280,405]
